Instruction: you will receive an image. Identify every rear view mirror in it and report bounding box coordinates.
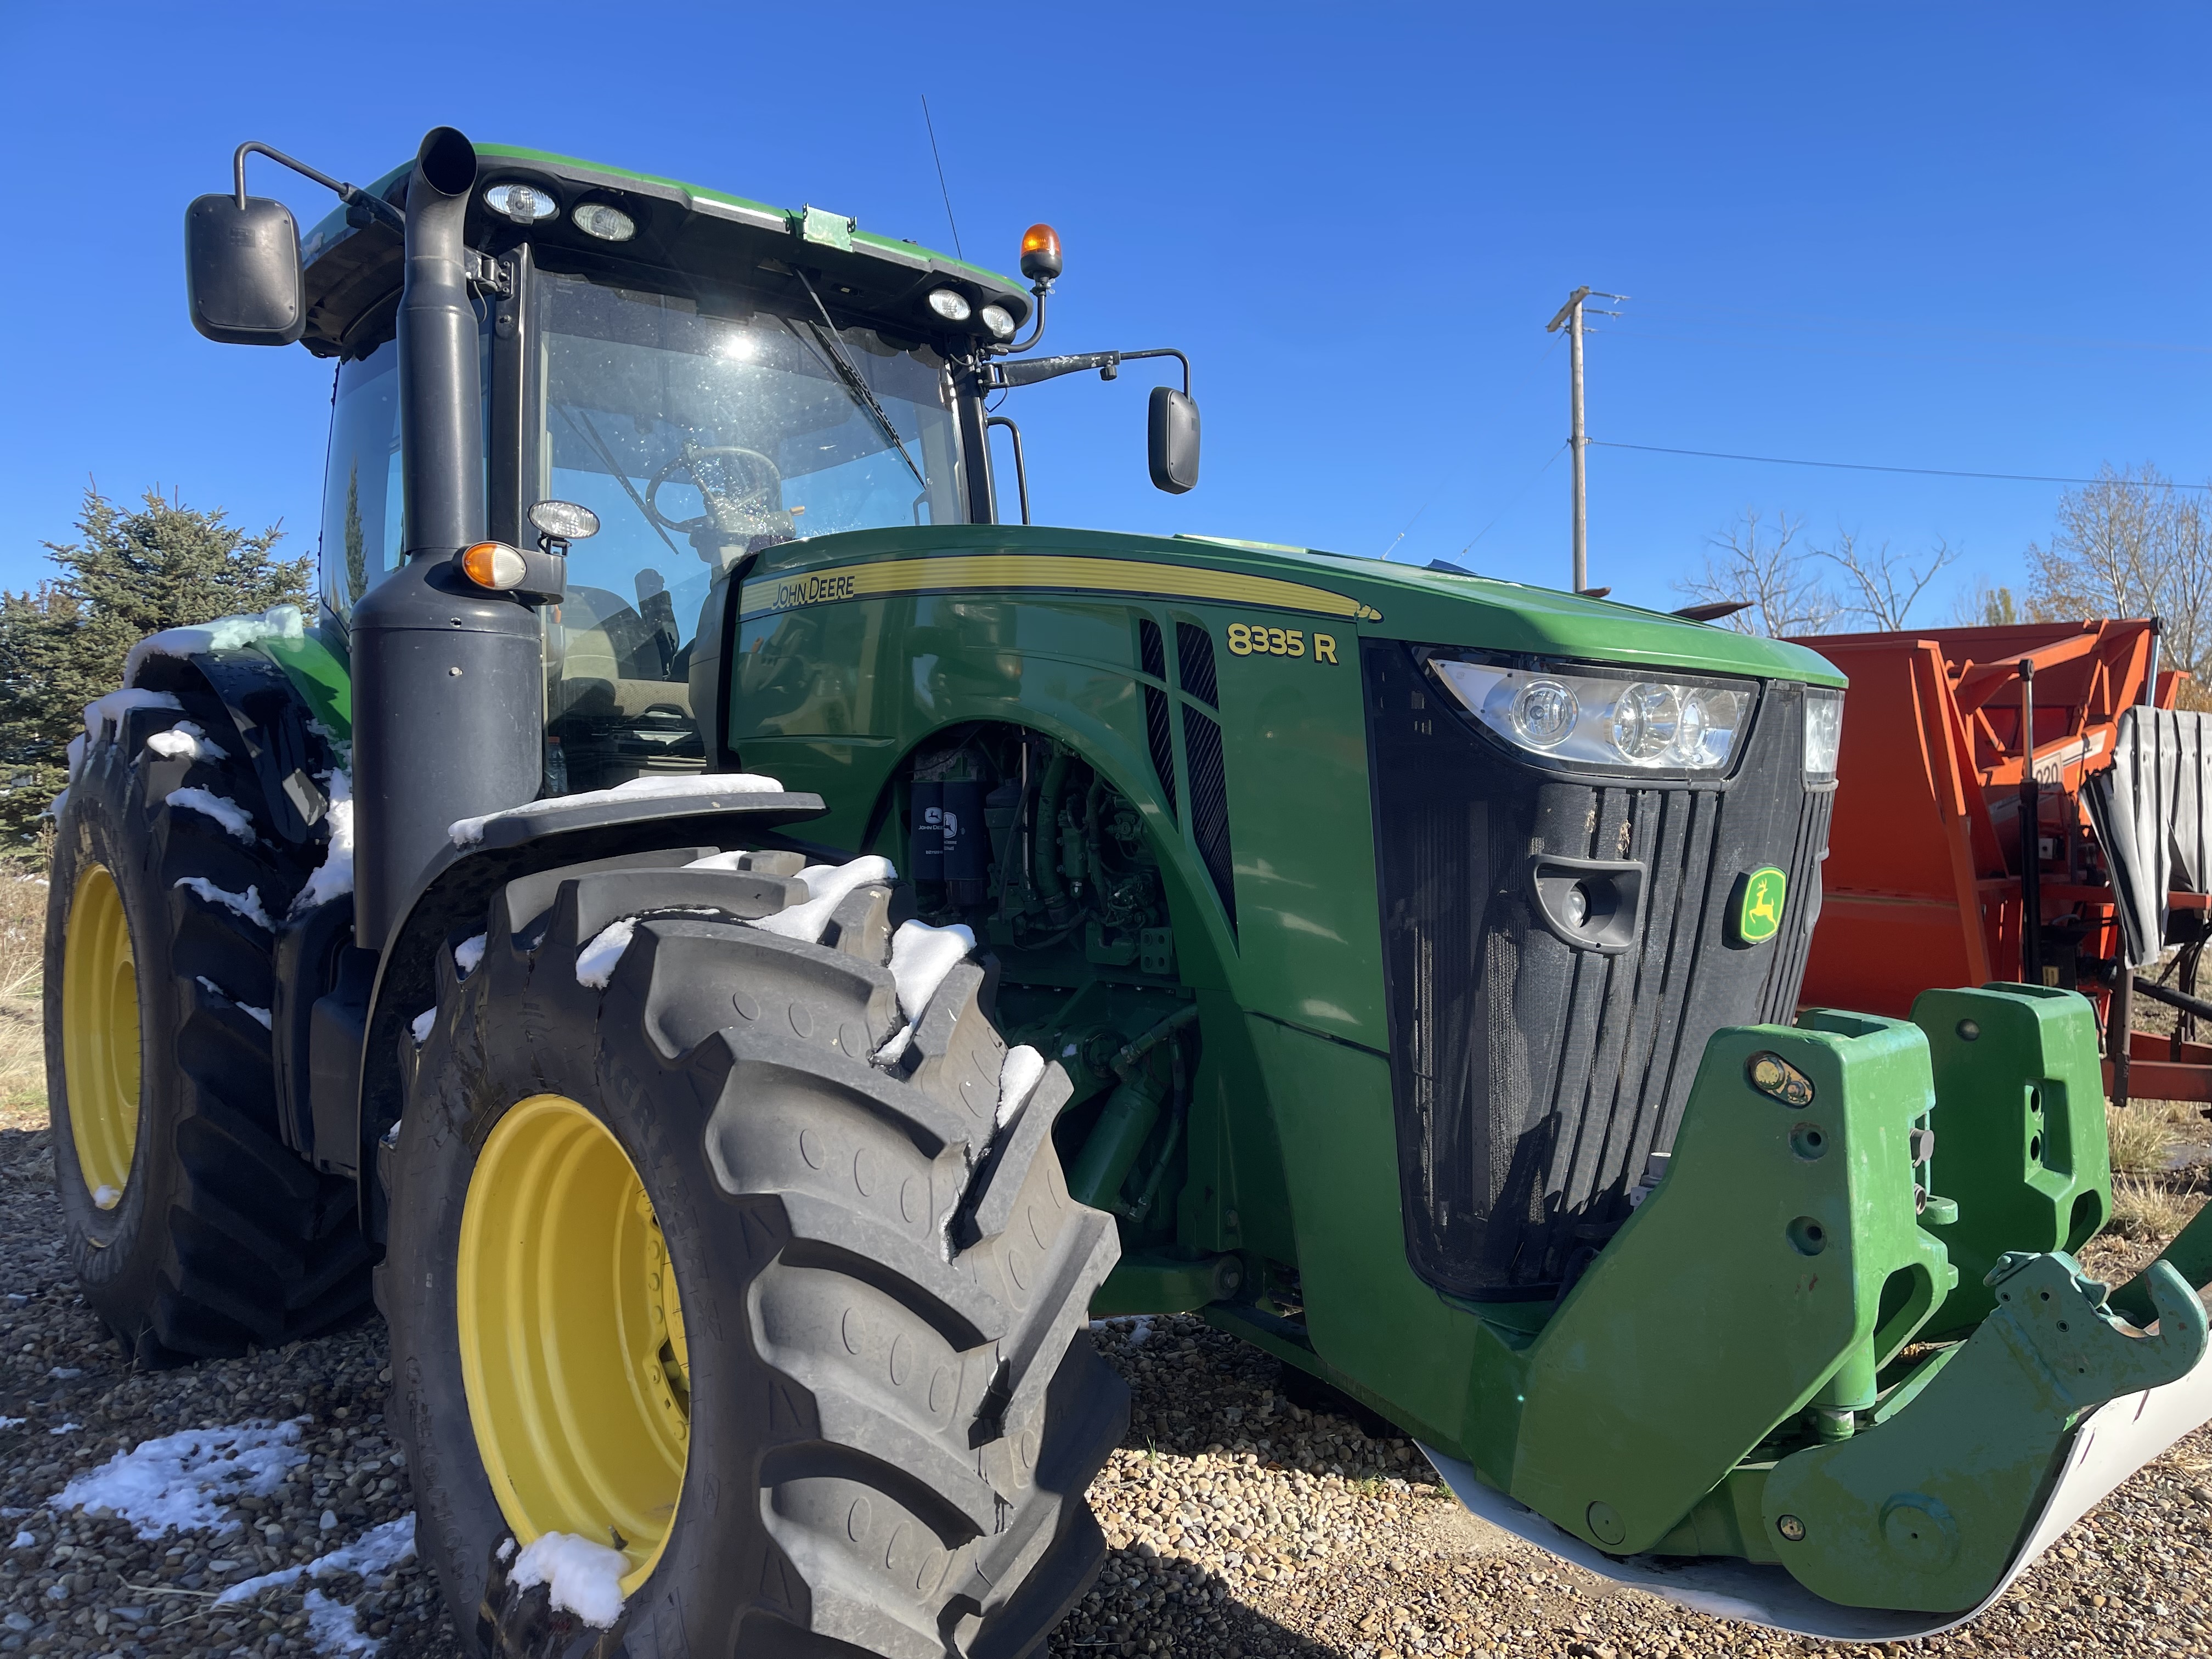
[1148,386,1200,494]
[184,194,305,346]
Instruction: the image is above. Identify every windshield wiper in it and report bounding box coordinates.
[785,266,927,489]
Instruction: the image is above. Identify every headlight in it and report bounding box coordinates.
[1430,657,1754,774]
[1803,687,1845,781]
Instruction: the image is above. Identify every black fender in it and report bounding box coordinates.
[340,785,828,1243]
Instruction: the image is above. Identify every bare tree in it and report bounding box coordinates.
[1949,579,2021,627]
[1675,507,1841,637]
[1815,528,1959,630]
[2028,464,2212,676]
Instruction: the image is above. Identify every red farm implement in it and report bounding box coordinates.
[1790,617,2212,1108]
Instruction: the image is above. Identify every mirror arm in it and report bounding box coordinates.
[991,347,1189,396]
[232,140,406,234]
[986,415,1031,525]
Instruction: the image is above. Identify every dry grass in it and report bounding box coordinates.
[2108,1102,2179,1175]
[0,867,45,1000]
[2110,1175,2193,1241]
[0,870,47,1121]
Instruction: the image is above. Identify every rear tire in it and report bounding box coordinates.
[387,855,1127,1659]
[44,675,370,1362]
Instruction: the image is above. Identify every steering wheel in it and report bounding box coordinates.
[644,445,791,558]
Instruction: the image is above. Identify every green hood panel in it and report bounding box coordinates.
[740,524,1846,686]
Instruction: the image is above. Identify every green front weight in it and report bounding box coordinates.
[1508,1011,1954,1554]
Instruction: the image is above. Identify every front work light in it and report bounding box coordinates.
[485,183,556,224]
[927,288,972,323]
[460,541,528,591]
[1020,223,1063,284]
[979,303,1016,341]
[573,202,636,242]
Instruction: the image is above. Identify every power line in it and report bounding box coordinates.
[1458,442,1571,556]
[1589,440,2212,493]
[920,96,962,259]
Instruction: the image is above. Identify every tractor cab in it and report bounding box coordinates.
[295,144,1171,794]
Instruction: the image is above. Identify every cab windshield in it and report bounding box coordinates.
[534,270,967,789]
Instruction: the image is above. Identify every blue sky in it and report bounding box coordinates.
[2,3,2204,621]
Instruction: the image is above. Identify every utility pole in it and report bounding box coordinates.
[1545,287,1626,594]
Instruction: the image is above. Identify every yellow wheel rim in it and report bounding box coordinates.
[457,1094,689,1593]
[61,863,141,1207]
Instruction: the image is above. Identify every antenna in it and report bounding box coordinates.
[921,95,963,260]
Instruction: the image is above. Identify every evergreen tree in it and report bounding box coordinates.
[0,484,309,846]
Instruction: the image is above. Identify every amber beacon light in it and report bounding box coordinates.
[1019,223,1063,285]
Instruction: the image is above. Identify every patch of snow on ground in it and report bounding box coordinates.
[54,1420,306,1538]
[216,1513,416,1606]
[48,1423,78,1435]
[301,1587,381,1656]
[83,688,183,745]
[10,1528,31,1547]
[122,605,304,684]
[997,1045,1046,1129]
[889,919,977,1022]
[575,919,636,989]
[146,720,227,762]
[0,1418,24,1431]
[509,1531,629,1627]
[166,787,256,843]
[449,772,787,845]
[294,771,354,912]
[752,856,899,943]
[410,1009,436,1045]
[174,876,273,930]
[454,933,487,977]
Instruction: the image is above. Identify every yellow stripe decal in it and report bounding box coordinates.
[738,554,1382,623]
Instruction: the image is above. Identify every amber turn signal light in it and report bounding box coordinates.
[460,541,528,590]
[1019,223,1062,285]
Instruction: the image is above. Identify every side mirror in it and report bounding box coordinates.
[185,194,306,346]
[1148,386,1200,494]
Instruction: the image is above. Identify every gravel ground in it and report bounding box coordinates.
[3,1070,2208,1657]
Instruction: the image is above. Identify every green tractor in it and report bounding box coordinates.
[44,125,2212,1654]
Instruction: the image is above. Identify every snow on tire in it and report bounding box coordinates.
[387,847,1128,1659]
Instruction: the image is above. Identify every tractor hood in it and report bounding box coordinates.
[736,523,1849,687]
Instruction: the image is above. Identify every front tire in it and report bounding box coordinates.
[388,854,1127,1659]
[44,677,371,1362]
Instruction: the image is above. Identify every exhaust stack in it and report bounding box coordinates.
[348,127,544,951]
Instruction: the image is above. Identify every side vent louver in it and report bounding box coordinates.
[1138,619,1178,821]
[1177,622,1220,707]
[1185,708,1235,923]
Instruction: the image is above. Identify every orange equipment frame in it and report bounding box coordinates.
[1787,618,2202,1102]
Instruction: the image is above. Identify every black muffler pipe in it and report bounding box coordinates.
[349,128,544,952]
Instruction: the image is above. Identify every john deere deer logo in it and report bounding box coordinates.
[1735,866,1788,945]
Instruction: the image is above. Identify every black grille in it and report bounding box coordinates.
[1139,620,1179,819]
[1177,622,1220,707]
[1186,708,1236,923]
[1145,688,1178,821]
[1364,641,1830,1298]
